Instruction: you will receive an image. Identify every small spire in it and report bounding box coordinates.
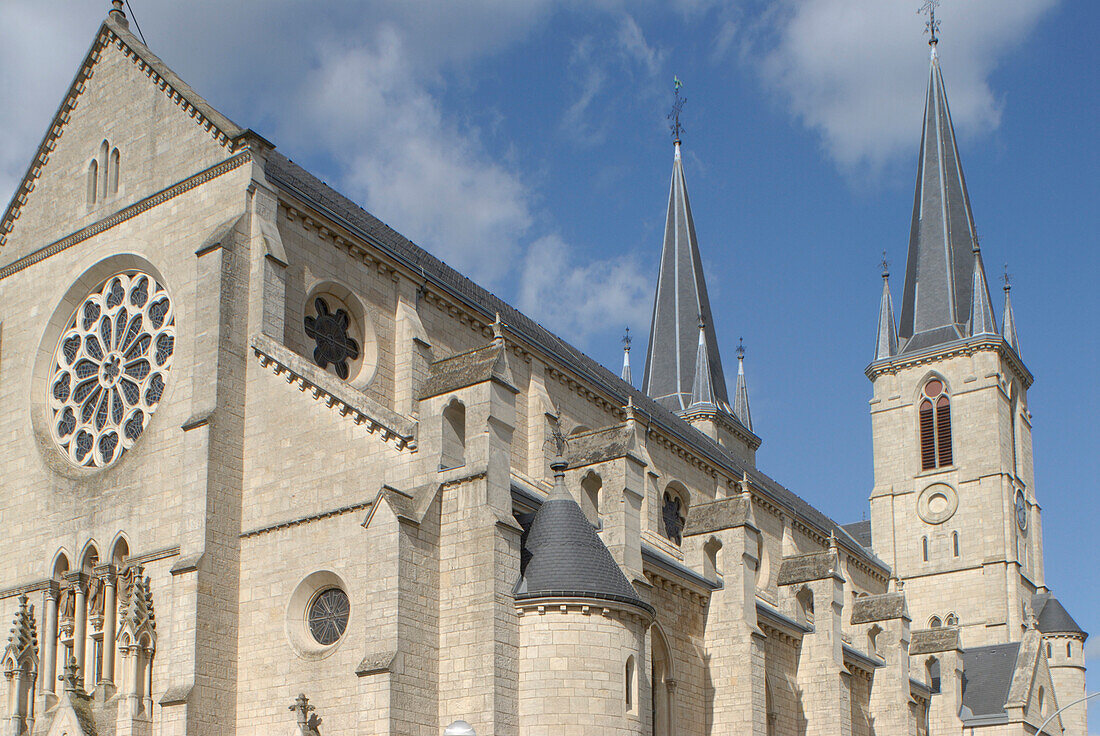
[875,255,899,360]
[621,327,633,385]
[690,318,715,408]
[969,238,998,336]
[733,338,753,432]
[492,312,505,342]
[1002,265,1021,355]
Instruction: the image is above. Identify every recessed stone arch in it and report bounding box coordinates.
[650,622,675,736]
[50,549,72,580]
[109,533,131,567]
[79,540,101,573]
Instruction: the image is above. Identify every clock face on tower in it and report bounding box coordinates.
[1015,492,1028,532]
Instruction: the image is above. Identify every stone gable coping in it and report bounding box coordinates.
[776,550,842,586]
[416,341,513,400]
[1004,629,1043,709]
[241,498,376,540]
[682,495,754,537]
[1,17,245,249]
[909,627,962,655]
[564,423,637,468]
[850,592,910,624]
[251,333,416,449]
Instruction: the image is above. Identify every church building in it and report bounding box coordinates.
[0,4,1086,735]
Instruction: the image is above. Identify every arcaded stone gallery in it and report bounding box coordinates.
[0,5,1086,736]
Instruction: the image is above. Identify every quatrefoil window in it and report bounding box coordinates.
[48,272,175,468]
[304,297,360,380]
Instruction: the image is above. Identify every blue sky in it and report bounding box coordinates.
[2,0,1097,723]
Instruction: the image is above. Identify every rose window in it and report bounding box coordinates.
[47,272,175,468]
[307,588,349,645]
[304,297,360,380]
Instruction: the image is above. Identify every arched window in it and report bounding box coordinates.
[765,676,778,736]
[440,400,466,470]
[922,536,929,562]
[1038,686,1045,715]
[868,625,882,657]
[929,616,942,629]
[98,140,109,198]
[945,613,958,626]
[919,379,952,470]
[624,655,635,711]
[86,159,99,205]
[581,472,602,527]
[1067,642,1072,657]
[662,485,687,545]
[926,658,941,693]
[952,531,960,558]
[108,147,120,196]
[650,626,673,735]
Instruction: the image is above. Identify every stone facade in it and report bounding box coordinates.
[0,9,1085,736]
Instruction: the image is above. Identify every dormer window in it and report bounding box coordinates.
[919,379,952,470]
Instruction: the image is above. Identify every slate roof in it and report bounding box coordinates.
[264,152,885,570]
[960,642,1020,721]
[514,462,651,613]
[897,47,998,354]
[841,520,872,549]
[874,272,899,360]
[1032,593,1087,636]
[641,142,733,414]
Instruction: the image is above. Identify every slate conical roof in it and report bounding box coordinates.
[969,248,998,335]
[733,340,752,432]
[898,46,995,353]
[514,458,650,612]
[643,142,731,412]
[1031,593,1086,636]
[874,268,899,361]
[1002,281,1021,355]
[690,322,715,408]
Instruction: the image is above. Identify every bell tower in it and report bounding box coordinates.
[866,36,1043,648]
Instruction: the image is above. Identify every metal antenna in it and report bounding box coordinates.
[124,0,148,45]
[668,77,686,144]
[919,0,941,46]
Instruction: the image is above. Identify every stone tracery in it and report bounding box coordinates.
[47,272,175,468]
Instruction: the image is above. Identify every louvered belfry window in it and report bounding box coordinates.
[919,380,952,470]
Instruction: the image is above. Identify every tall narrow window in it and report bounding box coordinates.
[86,159,99,205]
[1048,643,1052,658]
[1067,642,1072,657]
[625,655,635,710]
[926,658,941,694]
[952,531,959,557]
[922,536,929,562]
[108,147,120,196]
[581,472,602,527]
[98,140,110,197]
[919,379,952,469]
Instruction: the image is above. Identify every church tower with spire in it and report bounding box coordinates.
[865,31,1077,661]
[642,89,759,465]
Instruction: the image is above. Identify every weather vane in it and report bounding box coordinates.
[737,337,745,360]
[881,250,890,277]
[1003,264,1012,291]
[919,0,940,46]
[622,327,632,350]
[668,76,686,143]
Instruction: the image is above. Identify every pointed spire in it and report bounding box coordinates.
[969,241,997,336]
[1002,267,1021,355]
[643,110,731,413]
[3,594,38,673]
[875,255,899,360]
[898,32,985,353]
[621,328,633,385]
[733,338,753,432]
[690,319,716,408]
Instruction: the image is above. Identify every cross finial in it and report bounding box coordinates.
[622,327,631,351]
[290,693,315,722]
[668,77,686,144]
[971,231,982,254]
[737,337,745,361]
[919,0,940,47]
[881,251,890,279]
[1003,263,1012,292]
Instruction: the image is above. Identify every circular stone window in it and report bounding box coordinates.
[47,272,175,468]
[287,571,350,658]
[308,588,350,645]
[917,483,958,525]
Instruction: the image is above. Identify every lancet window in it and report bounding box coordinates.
[919,379,952,470]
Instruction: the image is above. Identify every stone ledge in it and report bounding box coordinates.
[777,551,842,586]
[909,626,961,655]
[251,333,416,450]
[850,592,909,624]
[683,495,753,537]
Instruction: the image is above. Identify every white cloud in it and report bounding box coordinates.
[754,0,1059,171]
[519,234,652,341]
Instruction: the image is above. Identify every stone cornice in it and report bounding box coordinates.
[866,335,1032,388]
[251,333,417,451]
